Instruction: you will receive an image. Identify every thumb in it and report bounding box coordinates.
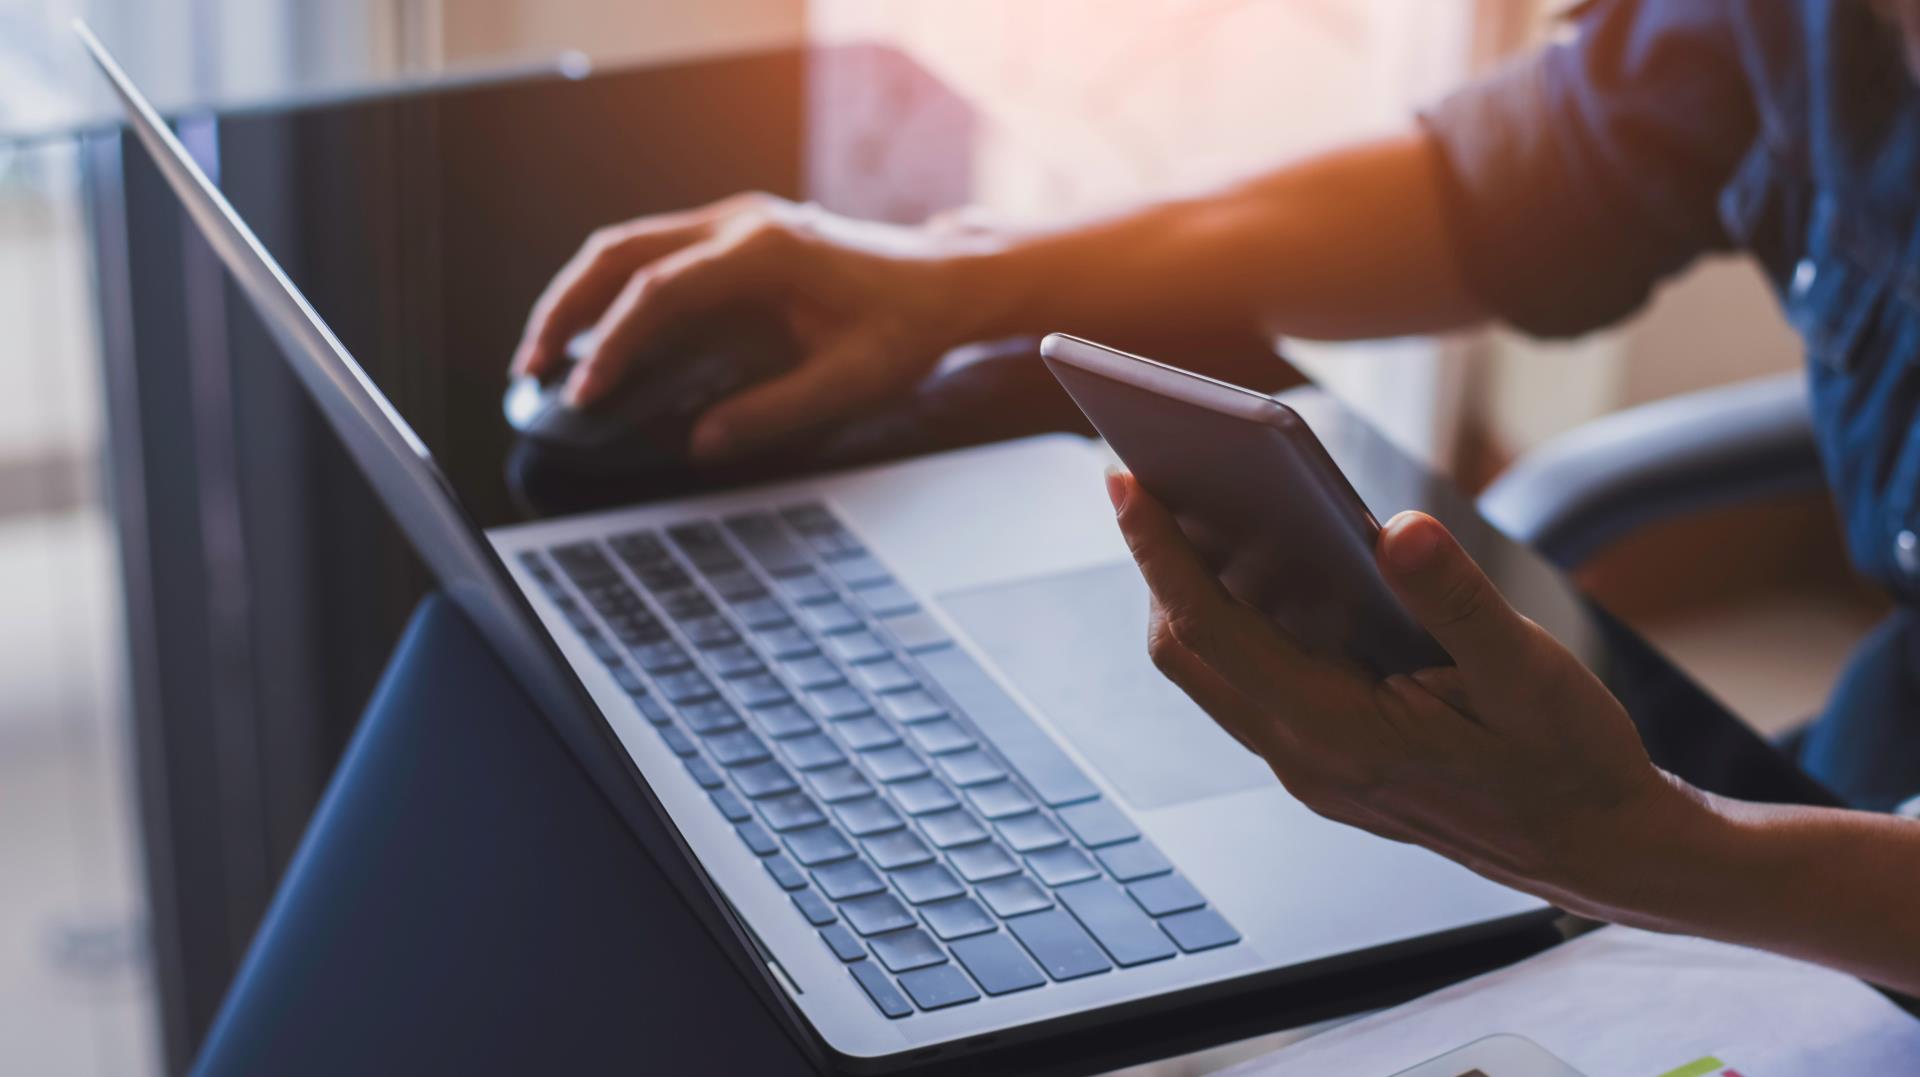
[1377,511,1529,673]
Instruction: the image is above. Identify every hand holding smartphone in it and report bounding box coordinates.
[1041,333,1449,677]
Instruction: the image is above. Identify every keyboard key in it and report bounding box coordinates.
[1028,846,1100,888]
[1057,800,1139,848]
[705,729,770,767]
[997,813,1068,853]
[977,875,1053,918]
[726,512,811,575]
[656,588,715,621]
[917,646,1100,807]
[630,640,691,674]
[703,644,764,678]
[610,665,645,694]
[778,572,836,605]
[667,521,737,567]
[891,862,965,904]
[918,808,989,849]
[656,669,717,704]
[826,553,890,586]
[837,715,899,751]
[658,725,697,757]
[806,685,871,721]
[877,690,944,723]
[732,760,798,799]
[780,655,844,690]
[841,892,916,936]
[820,923,865,962]
[861,745,928,783]
[813,859,887,901]
[778,502,838,533]
[1097,839,1173,881]
[1159,907,1240,952]
[870,927,946,972]
[680,615,740,648]
[863,829,935,871]
[803,765,874,803]
[784,825,857,867]
[966,781,1036,820]
[906,718,974,756]
[1056,879,1176,966]
[710,788,751,823]
[801,602,863,635]
[754,625,817,659]
[792,888,837,927]
[859,584,922,618]
[833,796,904,837]
[892,777,959,816]
[948,842,1019,883]
[764,854,807,891]
[584,632,622,666]
[877,609,947,651]
[705,567,764,600]
[776,732,846,771]
[681,699,743,736]
[935,749,1006,787]
[732,595,790,629]
[849,961,912,1019]
[756,792,827,832]
[951,932,1047,996]
[921,898,995,946]
[826,630,890,665]
[737,821,778,856]
[683,756,724,790]
[749,702,817,739]
[1129,874,1207,916]
[633,693,672,726]
[852,660,917,694]
[896,964,980,1011]
[728,673,791,708]
[1007,908,1112,981]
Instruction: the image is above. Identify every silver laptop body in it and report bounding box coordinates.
[82,23,1548,1069]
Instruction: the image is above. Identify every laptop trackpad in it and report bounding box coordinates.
[937,563,1276,812]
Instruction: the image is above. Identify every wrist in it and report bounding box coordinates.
[1552,770,1736,929]
[934,232,1058,344]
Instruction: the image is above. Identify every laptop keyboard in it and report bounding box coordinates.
[519,502,1238,1017]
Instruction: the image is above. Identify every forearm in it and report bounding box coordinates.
[950,128,1489,344]
[1580,786,1920,996]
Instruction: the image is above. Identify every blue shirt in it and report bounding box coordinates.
[1423,0,1920,598]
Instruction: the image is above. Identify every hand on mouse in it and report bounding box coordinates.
[512,193,1004,461]
[1104,469,1716,918]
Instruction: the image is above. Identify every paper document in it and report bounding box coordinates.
[1226,926,1920,1077]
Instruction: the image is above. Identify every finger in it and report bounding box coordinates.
[1377,511,1532,677]
[567,225,797,405]
[689,331,901,460]
[1107,472,1321,696]
[512,212,715,379]
[1406,666,1473,714]
[1147,599,1270,756]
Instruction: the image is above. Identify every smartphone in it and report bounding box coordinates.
[1040,333,1449,676]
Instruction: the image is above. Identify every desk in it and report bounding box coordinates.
[82,45,1831,1071]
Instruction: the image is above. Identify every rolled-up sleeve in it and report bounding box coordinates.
[1420,0,1756,337]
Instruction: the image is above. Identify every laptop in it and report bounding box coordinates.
[80,23,1549,1069]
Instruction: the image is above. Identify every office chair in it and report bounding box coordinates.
[1476,371,1820,569]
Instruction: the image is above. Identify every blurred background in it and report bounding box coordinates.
[0,1,1878,1074]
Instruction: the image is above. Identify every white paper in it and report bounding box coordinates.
[1225,926,1920,1077]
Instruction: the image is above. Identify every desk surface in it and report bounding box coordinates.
[87,44,1830,1070]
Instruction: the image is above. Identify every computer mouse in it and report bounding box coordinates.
[503,305,798,467]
